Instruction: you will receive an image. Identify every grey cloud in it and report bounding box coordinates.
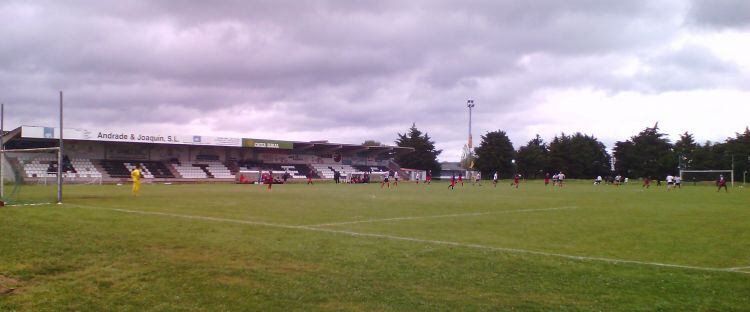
[688,0,750,28]
[632,44,742,92]
[0,0,748,161]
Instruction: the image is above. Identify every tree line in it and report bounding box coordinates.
[472,131,611,179]
[381,124,750,180]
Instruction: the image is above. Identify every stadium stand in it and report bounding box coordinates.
[238,161,314,179]
[13,154,84,179]
[204,160,234,179]
[99,160,131,178]
[99,160,175,179]
[3,125,413,183]
[70,158,103,178]
[172,161,209,179]
[16,153,57,178]
[279,165,309,179]
[310,164,335,179]
[171,160,233,179]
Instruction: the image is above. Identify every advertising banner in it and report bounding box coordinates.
[21,126,242,147]
[242,138,294,149]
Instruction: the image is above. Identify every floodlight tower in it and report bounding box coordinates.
[467,100,474,149]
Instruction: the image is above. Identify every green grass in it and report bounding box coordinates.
[1,180,749,311]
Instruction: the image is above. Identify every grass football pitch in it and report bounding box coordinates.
[1,180,749,311]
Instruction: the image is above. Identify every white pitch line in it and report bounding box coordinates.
[306,206,579,227]
[63,204,749,275]
[727,266,750,271]
[4,202,55,207]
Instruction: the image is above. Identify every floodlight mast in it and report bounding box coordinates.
[1,103,4,198]
[467,100,474,149]
[57,91,63,204]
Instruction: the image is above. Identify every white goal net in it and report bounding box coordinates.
[1,147,62,205]
[679,170,734,187]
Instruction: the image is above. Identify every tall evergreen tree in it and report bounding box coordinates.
[674,132,698,170]
[473,130,515,178]
[394,124,442,175]
[613,125,675,179]
[613,140,636,177]
[516,134,549,179]
[720,127,750,178]
[548,133,610,178]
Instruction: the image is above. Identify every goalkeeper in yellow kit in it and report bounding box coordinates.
[131,165,143,196]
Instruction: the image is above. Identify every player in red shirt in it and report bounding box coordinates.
[544,173,550,186]
[458,174,464,187]
[449,174,456,190]
[426,170,432,184]
[266,170,273,191]
[717,175,728,192]
[306,172,313,185]
[643,177,651,188]
[513,174,520,188]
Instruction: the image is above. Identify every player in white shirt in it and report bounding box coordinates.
[393,171,399,187]
[674,176,681,189]
[666,175,674,190]
[493,171,499,187]
[474,172,482,186]
[381,171,390,189]
[595,175,602,185]
[557,172,565,187]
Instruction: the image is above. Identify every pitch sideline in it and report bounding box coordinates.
[305,206,579,227]
[64,203,748,275]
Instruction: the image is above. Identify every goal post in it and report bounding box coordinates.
[0,92,65,206]
[679,170,734,188]
[1,147,63,205]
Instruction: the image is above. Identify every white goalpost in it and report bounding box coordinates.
[679,170,734,188]
[1,147,63,205]
[0,92,64,205]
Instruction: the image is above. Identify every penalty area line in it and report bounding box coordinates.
[305,206,579,227]
[65,204,748,275]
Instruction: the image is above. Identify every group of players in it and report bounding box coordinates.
[129,164,731,196]
[595,173,730,192]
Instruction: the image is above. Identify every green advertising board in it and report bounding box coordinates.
[242,138,294,149]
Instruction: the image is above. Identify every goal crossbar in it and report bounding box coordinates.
[0,147,60,153]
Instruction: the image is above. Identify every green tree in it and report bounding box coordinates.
[719,127,750,178]
[613,124,675,179]
[674,132,698,170]
[394,124,442,175]
[690,141,720,170]
[473,130,515,178]
[548,133,610,178]
[613,140,636,177]
[516,134,549,179]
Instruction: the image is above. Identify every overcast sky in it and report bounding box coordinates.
[2,0,749,161]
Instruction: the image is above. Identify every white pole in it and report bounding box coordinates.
[57,91,63,204]
[1,103,4,199]
[732,155,735,188]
